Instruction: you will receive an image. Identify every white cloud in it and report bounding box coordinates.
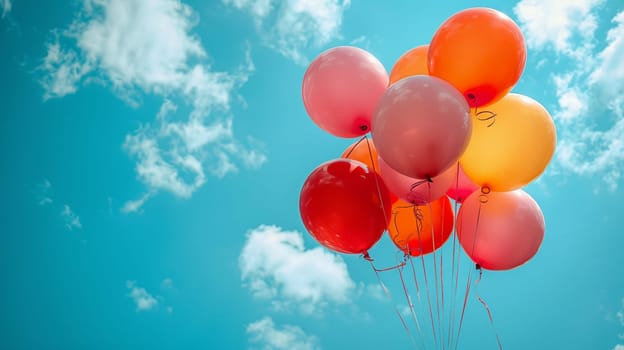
[76,0,204,94]
[239,225,355,314]
[589,11,624,113]
[40,0,267,210]
[515,4,624,191]
[247,317,321,350]
[514,0,605,59]
[40,37,92,100]
[126,280,158,311]
[223,0,350,64]
[613,345,624,350]
[1,0,11,18]
[61,204,82,230]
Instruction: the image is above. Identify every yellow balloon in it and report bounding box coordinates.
[460,93,556,192]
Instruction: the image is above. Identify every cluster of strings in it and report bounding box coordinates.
[346,136,502,350]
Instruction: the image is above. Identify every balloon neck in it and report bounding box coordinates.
[475,263,482,270]
[479,186,491,204]
[362,251,374,261]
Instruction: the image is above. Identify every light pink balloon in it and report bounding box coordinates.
[371,75,471,179]
[302,46,389,138]
[446,163,479,203]
[379,156,455,205]
[457,189,545,271]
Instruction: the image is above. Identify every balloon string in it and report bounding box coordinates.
[453,268,473,350]
[358,136,392,242]
[366,257,419,349]
[398,258,428,350]
[343,136,367,159]
[425,186,444,350]
[474,267,503,350]
[454,190,486,349]
[411,206,438,348]
[394,211,421,299]
[447,164,462,349]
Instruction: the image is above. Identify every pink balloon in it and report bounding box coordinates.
[379,156,455,205]
[457,189,545,271]
[302,46,389,138]
[446,163,479,203]
[371,75,472,179]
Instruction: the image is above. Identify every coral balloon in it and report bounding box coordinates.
[371,75,472,179]
[389,45,429,85]
[446,163,479,203]
[379,157,455,205]
[428,7,526,107]
[302,46,389,138]
[460,93,556,192]
[457,189,544,270]
[388,197,454,257]
[299,159,392,254]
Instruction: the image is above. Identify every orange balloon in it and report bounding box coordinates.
[342,138,398,204]
[389,45,429,85]
[428,8,526,107]
[341,138,380,172]
[388,196,453,257]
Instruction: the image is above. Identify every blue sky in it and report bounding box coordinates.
[1,0,623,349]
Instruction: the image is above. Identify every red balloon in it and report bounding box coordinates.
[457,189,545,270]
[299,159,392,254]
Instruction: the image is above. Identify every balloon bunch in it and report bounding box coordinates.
[299,7,556,271]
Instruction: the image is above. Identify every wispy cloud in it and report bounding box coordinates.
[515,2,624,191]
[239,225,355,315]
[161,278,174,289]
[120,191,154,214]
[1,0,11,18]
[223,0,350,64]
[39,0,267,211]
[35,179,53,206]
[126,280,158,312]
[247,317,321,350]
[61,204,82,230]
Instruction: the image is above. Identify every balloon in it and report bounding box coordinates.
[460,93,556,192]
[388,196,454,257]
[299,159,392,254]
[341,138,399,204]
[341,138,381,173]
[457,189,544,270]
[428,7,526,107]
[302,46,389,138]
[371,75,472,179]
[446,163,479,203]
[389,45,429,85]
[379,156,455,205]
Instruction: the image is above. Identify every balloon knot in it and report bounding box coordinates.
[475,263,482,270]
[359,124,369,132]
[362,251,374,261]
